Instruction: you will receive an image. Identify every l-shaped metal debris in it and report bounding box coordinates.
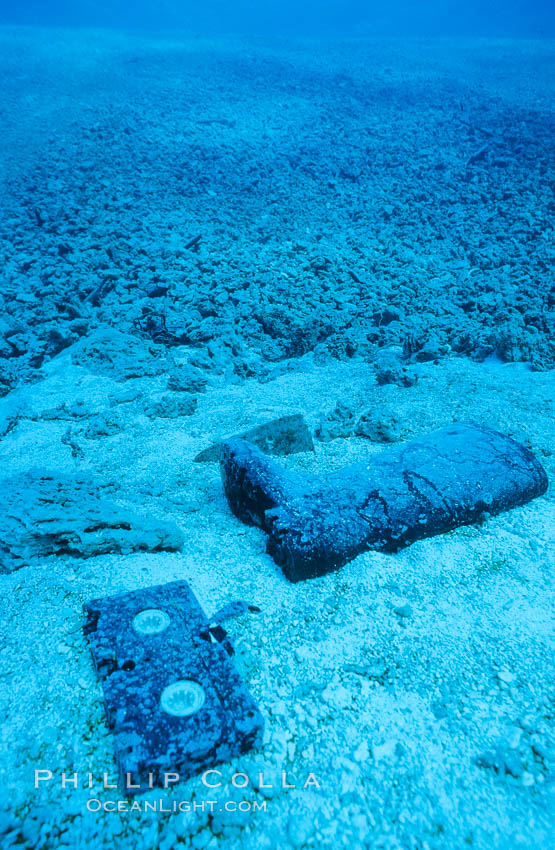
[220,422,548,582]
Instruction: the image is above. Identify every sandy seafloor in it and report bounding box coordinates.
[0,27,553,850]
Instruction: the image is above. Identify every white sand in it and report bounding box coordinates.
[0,350,553,849]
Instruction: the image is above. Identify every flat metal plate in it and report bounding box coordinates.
[84,580,264,794]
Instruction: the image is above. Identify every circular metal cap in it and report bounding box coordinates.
[132,608,171,636]
[160,680,206,717]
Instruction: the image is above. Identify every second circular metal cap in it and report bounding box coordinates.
[160,680,206,717]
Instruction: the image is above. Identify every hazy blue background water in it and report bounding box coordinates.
[1,0,554,37]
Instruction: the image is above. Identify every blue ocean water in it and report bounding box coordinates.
[1,0,554,36]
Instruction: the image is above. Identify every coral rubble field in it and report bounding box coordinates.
[0,28,553,850]
[0,30,554,389]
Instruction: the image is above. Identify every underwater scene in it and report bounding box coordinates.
[0,2,553,849]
